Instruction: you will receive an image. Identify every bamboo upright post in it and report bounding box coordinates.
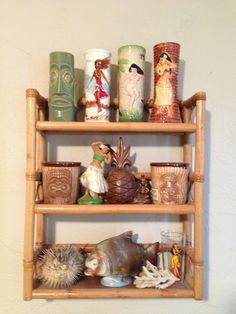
[35,102,46,249]
[24,89,37,300]
[182,106,193,285]
[193,95,205,300]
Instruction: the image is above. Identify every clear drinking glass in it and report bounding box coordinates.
[161,231,186,281]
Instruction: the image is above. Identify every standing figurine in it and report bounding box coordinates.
[78,141,112,204]
[170,243,181,279]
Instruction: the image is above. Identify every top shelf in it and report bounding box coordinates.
[36,121,196,133]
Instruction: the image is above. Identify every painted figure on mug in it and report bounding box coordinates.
[154,52,176,107]
[122,63,144,108]
[87,58,110,113]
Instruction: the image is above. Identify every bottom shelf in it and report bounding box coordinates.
[32,277,194,299]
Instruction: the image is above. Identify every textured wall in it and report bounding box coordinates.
[0,0,236,313]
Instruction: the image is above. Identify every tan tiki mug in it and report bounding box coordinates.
[150,163,189,204]
[149,42,181,123]
[42,162,81,204]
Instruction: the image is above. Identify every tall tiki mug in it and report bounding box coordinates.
[149,42,181,123]
[118,45,145,122]
[49,52,76,121]
[84,49,111,122]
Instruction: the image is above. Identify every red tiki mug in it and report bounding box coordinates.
[149,42,181,123]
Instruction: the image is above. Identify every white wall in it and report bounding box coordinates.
[0,0,236,313]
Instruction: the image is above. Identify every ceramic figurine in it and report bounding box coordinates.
[49,51,76,121]
[149,42,182,123]
[84,49,111,122]
[37,245,84,288]
[105,137,136,204]
[133,175,152,204]
[84,231,159,287]
[118,45,145,122]
[78,141,112,204]
[42,162,81,204]
[150,162,190,204]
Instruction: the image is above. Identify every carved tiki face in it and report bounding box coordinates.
[49,51,75,120]
[46,169,72,203]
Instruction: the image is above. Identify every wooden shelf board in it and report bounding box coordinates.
[34,203,195,215]
[36,121,196,133]
[32,277,194,299]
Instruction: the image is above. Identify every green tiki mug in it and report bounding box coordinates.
[49,51,76,121]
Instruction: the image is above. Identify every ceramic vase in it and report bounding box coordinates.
[118,45,145,122]
[84,49,111,122]
[42,162,81,204]
[150,162,189,204]
[161,231,186,281]
[149,42,181,123]
[49,51,76,121]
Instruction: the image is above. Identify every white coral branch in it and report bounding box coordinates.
[133,261,180,289]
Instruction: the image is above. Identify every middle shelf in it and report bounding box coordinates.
[34,203,194,215]
[36,121,196,133]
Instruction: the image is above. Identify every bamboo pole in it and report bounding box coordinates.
[32,283,193,299]
[193,95,205,300]
[24,89,37,300]
[34,203,195,215]
[36,121,196,133]
[182,106,193,285]
[35,103,46,250]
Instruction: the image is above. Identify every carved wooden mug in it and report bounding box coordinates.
[42,162,81,204]
[150,162,190,204]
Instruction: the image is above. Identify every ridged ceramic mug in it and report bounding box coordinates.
[149,42,181,123]
[150,162,189,204]
[42,162,81,204]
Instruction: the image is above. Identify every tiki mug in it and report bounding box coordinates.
[118,45,145,122]
[149,42,181,123]
[42,162,81,204]
[84,49,111,122]
[150,163,189,204]
[161,231,186,281]
[49,51,76,121]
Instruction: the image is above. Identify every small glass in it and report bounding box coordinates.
[161,231,186,281]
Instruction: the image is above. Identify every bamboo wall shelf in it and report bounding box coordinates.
[34,204,195,215]
[32,278,193,299]
[36,121,196,133]
[24,88,205,301]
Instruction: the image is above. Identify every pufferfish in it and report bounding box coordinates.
[84,231,159,277]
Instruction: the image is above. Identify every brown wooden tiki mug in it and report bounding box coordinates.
[42,162,81,204]
[149,42,182,123]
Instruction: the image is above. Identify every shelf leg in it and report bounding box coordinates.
[182,107,193,286]
[24,89,37,300]
[35,109,46,249]
[193,98,205,300]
